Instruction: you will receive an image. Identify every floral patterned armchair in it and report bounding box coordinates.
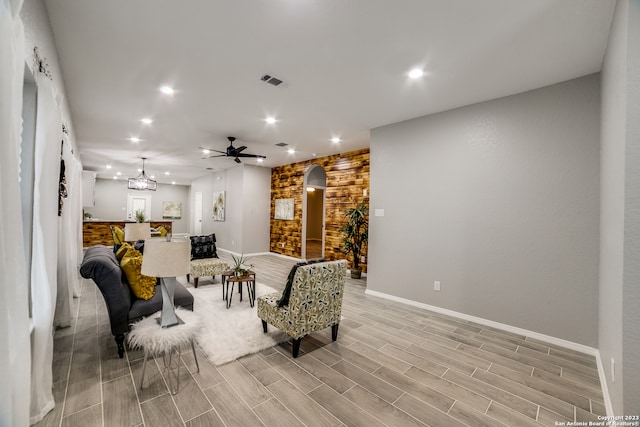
[257,260,347,357]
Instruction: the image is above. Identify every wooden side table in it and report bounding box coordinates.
[223,272,256,309]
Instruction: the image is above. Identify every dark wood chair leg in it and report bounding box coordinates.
[115,334,125,358]
[292,338,301,358]
[186,273,190,282]
[262,320,268,333]
[332,324,339,341]
[194,277,198,288]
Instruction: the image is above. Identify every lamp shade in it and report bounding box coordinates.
[141,240,190,278]
[124,223,151,242]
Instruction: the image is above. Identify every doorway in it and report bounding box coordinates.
[194,191,202,235]
[303,165,326,260]
[126,194,151,221]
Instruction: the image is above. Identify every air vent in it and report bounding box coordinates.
[260,74,284,87]
[275,142,288,147]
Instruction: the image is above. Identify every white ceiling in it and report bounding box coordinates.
[44,0,616,185]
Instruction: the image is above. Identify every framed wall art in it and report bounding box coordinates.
[275,198,294,220]
[213,191,225,221]
[162,201,182,219]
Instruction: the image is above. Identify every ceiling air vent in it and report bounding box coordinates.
[260,74,284,87]
[275,142,288,147]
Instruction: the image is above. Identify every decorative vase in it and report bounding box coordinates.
[350,267,362,279]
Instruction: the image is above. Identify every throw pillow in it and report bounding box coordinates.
[115,242,133,261]
[120,248,156,300]
[277,259,326,307]
[111,226,124,245]
[156,225,167,237]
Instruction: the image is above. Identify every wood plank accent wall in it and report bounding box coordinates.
[83,221,172,247]
[270,148,369,269]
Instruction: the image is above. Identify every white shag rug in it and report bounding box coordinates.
[187,281,288,366]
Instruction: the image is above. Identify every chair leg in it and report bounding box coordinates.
[194,277,198,288]
[140,350,149,389]
[292,338,301,358]
[261,320,268,333]
[186,273,190,282]
[332,324,339,341]
[115,334,125,358]
[191,339,200,373]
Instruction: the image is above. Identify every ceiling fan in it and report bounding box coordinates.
[201,136,266,164]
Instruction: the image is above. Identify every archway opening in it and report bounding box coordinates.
[303,165,326,260]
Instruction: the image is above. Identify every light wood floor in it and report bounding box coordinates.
[36,252,606,427]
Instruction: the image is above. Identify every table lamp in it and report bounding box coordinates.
[141,239,190,327]
[124,223,151,243]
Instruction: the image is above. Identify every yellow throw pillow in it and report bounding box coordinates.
[156,225,167,237]
[115,242,133,261]
[120,249,156,300]
[112,226,125,245]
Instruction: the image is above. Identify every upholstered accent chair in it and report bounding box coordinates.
[257,259,347,357]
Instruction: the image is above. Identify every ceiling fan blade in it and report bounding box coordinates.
[234,146,247,153]
[203,154,227,159]
[234,157,241,164]
[236,152,266,158]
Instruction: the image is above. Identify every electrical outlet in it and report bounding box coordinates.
[360,255,366,263]
[281,242,285,248]
[434,281,441,291]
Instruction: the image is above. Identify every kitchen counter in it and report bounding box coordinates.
[83,220,173,247]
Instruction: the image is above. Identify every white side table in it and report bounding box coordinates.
[128,309,201,394]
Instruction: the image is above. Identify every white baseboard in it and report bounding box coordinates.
[365,289,596,354]
[364,288,611,414]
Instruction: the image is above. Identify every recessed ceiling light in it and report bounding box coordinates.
[141,118,153,125]
[331,137,341,143]
[116,172,122,176]
[171,181,176,185]
[160,85,174,95]
[137,168,142,172]
[265,117,277,124]
[129,137,141,143]
[287,148,295,154]
[257,158,264,163]
[164,171,170,175]
[112,176,117,180]
[106,164,112,169]
[202,149,210,154]
[408,68,424,79]
[150,175,155,179]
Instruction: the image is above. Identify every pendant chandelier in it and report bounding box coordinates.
[128,157,157,191]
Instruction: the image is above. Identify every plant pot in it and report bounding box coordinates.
[350,267,362,279]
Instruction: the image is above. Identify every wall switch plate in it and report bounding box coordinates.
[281,242,285,248]
[434,281,441,291]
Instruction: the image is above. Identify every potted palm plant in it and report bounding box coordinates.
[134,209,146,223]
[341,200,368,279]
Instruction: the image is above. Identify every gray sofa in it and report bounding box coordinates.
[80,245,194,357]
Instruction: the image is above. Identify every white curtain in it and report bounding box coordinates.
[55,138,82,326]
[0,1,31,426]
[29,75,62,423]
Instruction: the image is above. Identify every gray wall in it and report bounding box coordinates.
[600,0,640,414]
[86,178,190,233]
[190,165,271,254]
[242,165,272,254]
[368,74,601,347]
